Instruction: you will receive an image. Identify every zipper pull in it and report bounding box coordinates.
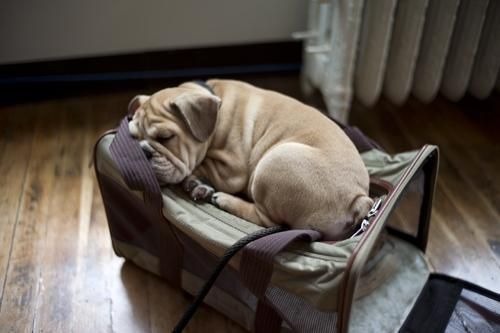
[350,197,384,239]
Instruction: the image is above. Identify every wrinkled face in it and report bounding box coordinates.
[128,82,221,184]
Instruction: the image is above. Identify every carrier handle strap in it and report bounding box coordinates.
[240,229,321,333]
[109,116,162,207]
[172,225,288,333]
[329,116,384,153]
[109,116,183,286]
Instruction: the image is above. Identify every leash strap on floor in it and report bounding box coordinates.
[172,225,288,333]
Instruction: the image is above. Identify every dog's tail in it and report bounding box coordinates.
[350,194,374,223]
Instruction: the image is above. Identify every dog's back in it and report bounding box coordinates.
[206,80,372,240]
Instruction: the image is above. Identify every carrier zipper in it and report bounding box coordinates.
[350,197,383,239]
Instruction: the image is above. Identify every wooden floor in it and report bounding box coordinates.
[0,75,499,332]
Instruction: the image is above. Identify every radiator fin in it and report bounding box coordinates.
[354,0,398,107]
[300,0,500,121]
[413,0,460,103]
[383,0,429,105]
[440,0,490,101]
[468,0,500,99]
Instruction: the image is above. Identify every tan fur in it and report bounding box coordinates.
[128,79,373,240]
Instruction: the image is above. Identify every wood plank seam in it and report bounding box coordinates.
[0,120,36,311]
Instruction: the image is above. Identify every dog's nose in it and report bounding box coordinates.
[142,148,153,159]
[139,140,154,159]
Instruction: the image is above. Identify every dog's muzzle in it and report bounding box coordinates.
[139,140,186,184]
[139,140,154,159]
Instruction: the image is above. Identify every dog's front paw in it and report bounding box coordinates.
[211,192,220,208]
[181,175,215,202]
[190,184,215,201]
[182,175,203,193]
[211,192,230,209]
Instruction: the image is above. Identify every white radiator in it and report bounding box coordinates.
[296,0,500,122]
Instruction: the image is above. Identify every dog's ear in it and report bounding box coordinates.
[170,92,221,142]
[128,95,149,115]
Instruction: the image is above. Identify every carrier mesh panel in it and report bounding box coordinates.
[385,168,425,238]
[266,286,338,333]
[350,150,437,333]
[445,289,500,333]
[401,275,500,333]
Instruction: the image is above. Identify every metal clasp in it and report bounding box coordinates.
[350,197,384,239]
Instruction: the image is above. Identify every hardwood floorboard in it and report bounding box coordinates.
[403,98,500,226]
[0,103,65,331]
[31,103,86,332]
[0,105,37,305]
[387,99,500,286]
[435,98,500,215]
[0,76,499,332]
[65,98,115,333]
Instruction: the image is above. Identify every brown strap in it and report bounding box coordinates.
[328,116,383,153]
[109,117,162,207]
[109,116,183,286]
[240,229,321,332]
[254,299,283,333]
[343,126,384,153]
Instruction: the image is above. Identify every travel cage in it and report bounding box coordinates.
[94,113,500,332]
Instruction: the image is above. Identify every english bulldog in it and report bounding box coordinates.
[128,79,373,240]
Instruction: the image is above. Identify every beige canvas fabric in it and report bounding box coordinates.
[361,148,418,185]
[95,134,429,312]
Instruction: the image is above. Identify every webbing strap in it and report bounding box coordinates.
[240,229,321,332]
[173,225,287,333]
[109,116,183,286]
[109,117,162,207]
[254,299,283,333]
[343,126,384,153]
[328,116,383,153]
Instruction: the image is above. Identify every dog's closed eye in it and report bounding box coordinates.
[156,133,175,144]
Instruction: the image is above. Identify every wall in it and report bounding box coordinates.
[0,0,307,65]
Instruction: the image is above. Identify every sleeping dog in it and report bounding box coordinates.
[128,80,373,240]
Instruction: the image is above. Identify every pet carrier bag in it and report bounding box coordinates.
[94,113,499,333]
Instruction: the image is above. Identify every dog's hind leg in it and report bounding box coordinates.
[211,192,277,228]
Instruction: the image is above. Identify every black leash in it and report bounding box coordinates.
[172,225,288,333]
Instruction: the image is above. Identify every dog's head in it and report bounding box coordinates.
[128,82,221,184]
